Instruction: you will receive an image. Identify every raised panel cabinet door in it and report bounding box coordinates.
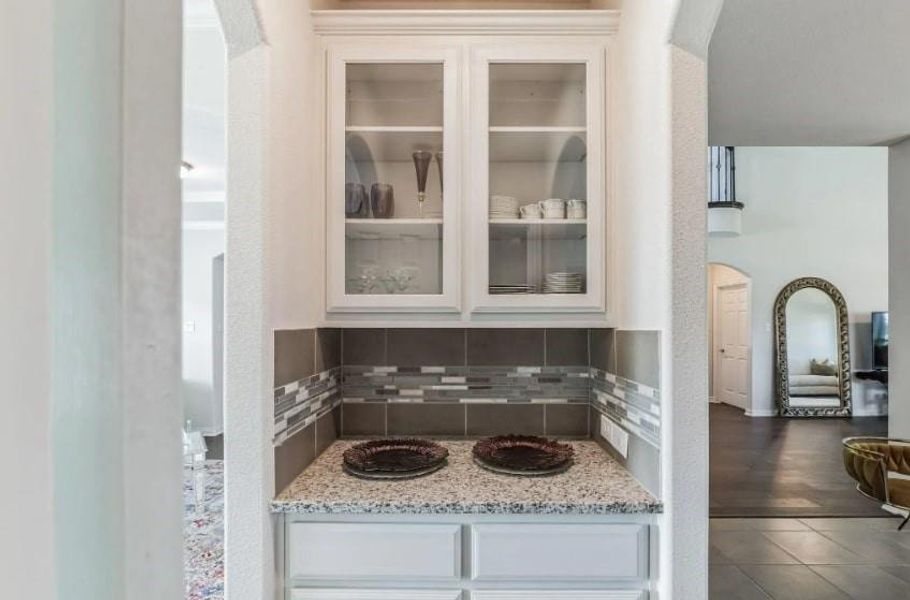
[471,524,647,581]
[472,592,643,600]
[287,523,462,580]
[290,590,463,600]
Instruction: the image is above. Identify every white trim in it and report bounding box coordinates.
[744,408,778,418]
[311,10,621,37]
[182,221,225,231]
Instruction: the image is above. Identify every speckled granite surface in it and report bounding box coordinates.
[272,440,661,515]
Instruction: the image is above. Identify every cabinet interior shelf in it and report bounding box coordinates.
[489,220,587,241]
[346,219,442,241]
[489,126,586,133]
[346,126,443,133]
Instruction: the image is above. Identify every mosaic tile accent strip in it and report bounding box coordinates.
[590,367,661,447]
[274,366,341,445]
[342,365,591,405]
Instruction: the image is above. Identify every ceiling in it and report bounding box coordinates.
[708,0,910,146]
[183,0,226,224]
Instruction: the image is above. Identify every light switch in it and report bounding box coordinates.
[184,321,196,333]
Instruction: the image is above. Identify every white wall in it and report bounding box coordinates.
[889,138,910,438]
[709,147,889,417]
[1,1,183,598]
[0,1,56,597]
[183,229,226,433]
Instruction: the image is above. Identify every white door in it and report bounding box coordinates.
[717,284,749,410]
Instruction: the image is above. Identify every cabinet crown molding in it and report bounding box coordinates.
[311,10,621,36]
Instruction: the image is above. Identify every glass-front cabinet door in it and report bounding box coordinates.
[469,45,606,314]
[326,46,460,312]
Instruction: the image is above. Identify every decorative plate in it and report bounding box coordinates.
[472,435,574,476]
[343,460,447,481]
[343,439,449,475]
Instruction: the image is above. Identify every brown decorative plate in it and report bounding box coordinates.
[343,439,449,476]
[343,460,447,481]
[472,435,574,476]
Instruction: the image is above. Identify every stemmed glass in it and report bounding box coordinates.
[412,150,433,218]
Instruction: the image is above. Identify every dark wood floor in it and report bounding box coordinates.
[710,403,889,518]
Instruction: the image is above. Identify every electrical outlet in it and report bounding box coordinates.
[611,422,629,458]
[600,415,612,443]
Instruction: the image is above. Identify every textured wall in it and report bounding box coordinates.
[889,139,910,438]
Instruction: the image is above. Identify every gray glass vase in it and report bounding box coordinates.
[370,183,394,219]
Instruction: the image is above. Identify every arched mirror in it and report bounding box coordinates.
[774,277,852,417]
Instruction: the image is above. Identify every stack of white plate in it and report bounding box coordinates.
[490,195,519,219]
[543,272,584,294]
[490,284,537,295]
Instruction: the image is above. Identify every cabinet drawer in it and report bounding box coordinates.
[471,524,647,581]
[472,592,643,600]
[287,523,461,580]
[290,590,462,600]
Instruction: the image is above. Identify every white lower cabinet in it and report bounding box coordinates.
[472,524,647,581]
[287,523,461,580]
[285,519,651,600]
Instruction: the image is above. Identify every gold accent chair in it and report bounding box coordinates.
[843,437,910,530]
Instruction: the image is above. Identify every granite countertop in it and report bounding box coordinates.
[271,440,662,515]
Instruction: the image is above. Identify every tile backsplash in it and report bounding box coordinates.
[272,327,662,495]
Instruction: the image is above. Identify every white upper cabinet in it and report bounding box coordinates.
[469,45,607,314]
[322,26,611,320]
[327,45,462,312]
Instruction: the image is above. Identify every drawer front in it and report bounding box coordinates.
[472,592,643,600]
[290,590,462,600]
[472,524,647,581]
[287,523,461,580]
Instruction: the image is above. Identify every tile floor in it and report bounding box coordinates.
[711,517,910,599]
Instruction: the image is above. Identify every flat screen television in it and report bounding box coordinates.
[872,311,889,369]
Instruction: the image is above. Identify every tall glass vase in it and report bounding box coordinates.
[412,150,433,218]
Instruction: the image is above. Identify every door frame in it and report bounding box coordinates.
[712,277,752,413]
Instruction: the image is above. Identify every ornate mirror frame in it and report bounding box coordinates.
[774,277,852,417]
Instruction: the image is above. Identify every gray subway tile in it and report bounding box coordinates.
[466,403,544,436]
[274,423,315,495]
[545,329,589,366]
[467,329,544,366]
[589,328,616,372]
[274,329,315,387]
[387,328,466,366]
[342,329,387,366]
[387,403,466,436]
[341,402,386,436]
[615,330,660,389]
[545,403,589,437]
[315,328,341,371]
[315,406,340,455]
